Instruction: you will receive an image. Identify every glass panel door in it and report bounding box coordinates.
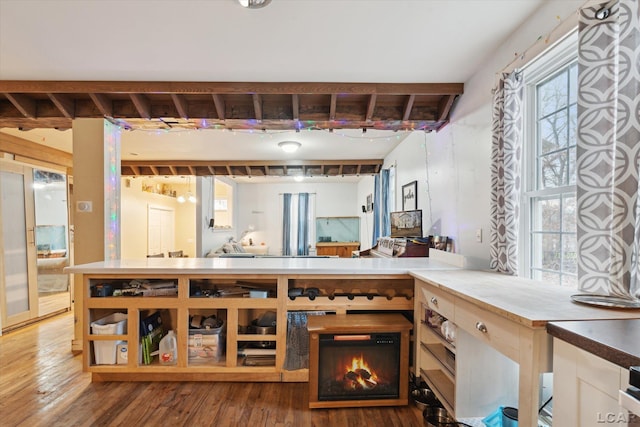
[33,169,71,316]
[0,162,38,329]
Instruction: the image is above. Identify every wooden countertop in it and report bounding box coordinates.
[411,269,640,328]
[307,313,412,333]
[547,319,640,369]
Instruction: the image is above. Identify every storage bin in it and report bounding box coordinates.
[91,312,128,365]
[188,324,224,362]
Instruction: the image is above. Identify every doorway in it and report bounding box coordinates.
[148,205,175,257]
[0,162,71,332]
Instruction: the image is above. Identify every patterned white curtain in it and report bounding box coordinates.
[489,71,524,274]
[576,0,640,298]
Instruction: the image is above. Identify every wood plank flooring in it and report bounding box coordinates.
[0,313,425,426]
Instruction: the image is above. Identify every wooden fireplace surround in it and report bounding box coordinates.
[307,313,413,409]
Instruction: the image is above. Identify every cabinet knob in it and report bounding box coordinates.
[476,321,488,333]
[430,296,438,305]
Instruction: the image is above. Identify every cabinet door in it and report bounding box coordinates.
[553,339,632,427]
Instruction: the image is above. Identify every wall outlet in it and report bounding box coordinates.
[475,228,482,243]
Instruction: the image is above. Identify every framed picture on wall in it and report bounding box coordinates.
[402,181,417,211]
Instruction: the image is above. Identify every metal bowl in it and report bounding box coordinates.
[411,387,439,411]
[423,407,456,427]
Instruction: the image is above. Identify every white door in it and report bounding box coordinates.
[147,206,175,256]
[0,162,38,330]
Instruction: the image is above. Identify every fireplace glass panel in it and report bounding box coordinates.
[317,333,401,401]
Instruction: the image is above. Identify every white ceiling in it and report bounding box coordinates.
[0,0,546,181]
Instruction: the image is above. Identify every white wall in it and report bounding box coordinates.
[385,0,583,269]
[357,175,375,250]
[228,181,360,256]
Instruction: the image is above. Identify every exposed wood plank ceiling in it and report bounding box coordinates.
[0,80,463,178]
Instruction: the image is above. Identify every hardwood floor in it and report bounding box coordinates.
[0,313,425,426]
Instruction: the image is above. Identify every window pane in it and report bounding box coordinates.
[562,235,577,274]
[539,150,568,188]
[533,198,560,232]
[537,71,568,117]
[539,110,569,153]
[213,179,233,229]
[562,195,576,233]
[532,233,561,271]
[569,63,578,105]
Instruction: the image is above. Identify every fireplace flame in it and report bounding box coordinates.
[343,355,379,390]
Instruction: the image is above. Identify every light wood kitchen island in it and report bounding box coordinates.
[67,257,458,383]
[411,269,640,427]
[67,259,640,427]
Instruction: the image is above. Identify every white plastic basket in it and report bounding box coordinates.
[91,313,128,364]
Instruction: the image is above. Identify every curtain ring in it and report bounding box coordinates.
[595,7,610,20]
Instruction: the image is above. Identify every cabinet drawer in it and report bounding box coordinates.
[417,281,455,320]
[455,298,519,362]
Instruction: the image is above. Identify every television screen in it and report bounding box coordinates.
[390,210,423,238]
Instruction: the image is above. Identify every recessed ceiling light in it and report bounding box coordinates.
[294,176,304,182]
[238,0,272,9]
[278,141,301,153]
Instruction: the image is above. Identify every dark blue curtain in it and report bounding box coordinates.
[381,169,390,237]
[297,193,310,255]
[372,174,381,247]
[371,169,391,247]
[282,193,292,256]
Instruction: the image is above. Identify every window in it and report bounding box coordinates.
[522,33,578,288]
[212,178,233,229]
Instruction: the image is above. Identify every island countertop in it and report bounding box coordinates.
[410,269,640,328]
[65,256,460,276]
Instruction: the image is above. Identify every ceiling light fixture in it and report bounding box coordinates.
[238,0,271,9]
[278,141,301,153]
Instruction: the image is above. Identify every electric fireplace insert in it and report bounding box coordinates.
[307,313,412,409]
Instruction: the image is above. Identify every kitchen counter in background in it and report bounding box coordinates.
[548,319,640,369]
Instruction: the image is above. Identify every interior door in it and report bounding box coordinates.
[147,205,175,256]
[0,162,38,330]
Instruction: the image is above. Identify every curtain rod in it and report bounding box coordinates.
[498,4,581,79]
[279,192,317,195]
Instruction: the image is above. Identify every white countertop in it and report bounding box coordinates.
[65,256,460,276]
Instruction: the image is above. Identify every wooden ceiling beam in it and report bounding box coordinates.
[366,94,377,122]
[403,94,415,121]
[329,94,337,121]
[130,93,151,119]
[0,131,73,168]
[149,165,159,175]
[170,94,189,119]
[0,81,464,96]
[89,93,113,117]
[5,93,37,118]
[252,94,262,122]
[291,94,299,121]
[48,94,74,119]
[437,94,457,123]
[212,94,225,120]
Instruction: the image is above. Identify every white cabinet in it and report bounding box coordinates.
[414,279,519,420]
[553,338,634,427]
